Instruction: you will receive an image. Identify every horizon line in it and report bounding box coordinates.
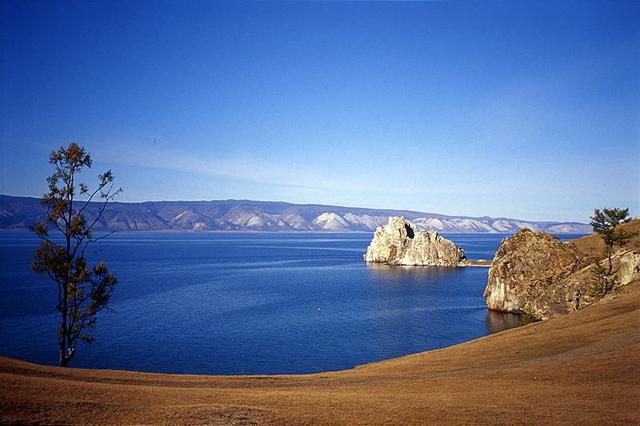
[0,193,590,224]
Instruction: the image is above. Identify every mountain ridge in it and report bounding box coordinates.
[0,194,591,233]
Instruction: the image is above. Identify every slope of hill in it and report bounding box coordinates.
[571,219,640,260]
[0,194,591,233]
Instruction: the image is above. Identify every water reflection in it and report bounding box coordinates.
[485,310,522,334]
[366,263,460,283]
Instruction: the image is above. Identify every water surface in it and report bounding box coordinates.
[0,232,581,374]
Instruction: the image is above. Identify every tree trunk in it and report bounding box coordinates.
[58,338,74,367]
[602,244,614,296]
[58,196,73,367]
[59,352,69,367]
[58,298,67,367]
[58,348,64,367]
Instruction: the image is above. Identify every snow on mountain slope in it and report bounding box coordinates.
[313,212,350,231]
[447,218,496,232]
[547,223,590,233]
[513,222,542,232]
[0,195,591,233]
[412,217,448,231]
[280,214,312,230]
[224,207,280,230]
[342,213,387,230]
[492,220,514,232]
[170,210,215,230]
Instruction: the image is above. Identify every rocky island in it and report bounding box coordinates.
[484,220,640,320]
[364,217,466,266]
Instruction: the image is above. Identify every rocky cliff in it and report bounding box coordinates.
[484,222,640,320]
[364,217,466,266]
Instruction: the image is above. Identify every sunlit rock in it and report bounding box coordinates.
[364,217,466,267]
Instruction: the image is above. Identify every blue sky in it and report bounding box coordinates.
[1,0,639,222]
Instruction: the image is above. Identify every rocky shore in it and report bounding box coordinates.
[484,220,640,319]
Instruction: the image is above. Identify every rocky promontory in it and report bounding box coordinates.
[364,217,466,266]
[484,223,640,320]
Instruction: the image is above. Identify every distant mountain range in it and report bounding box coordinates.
[0,194,591,233]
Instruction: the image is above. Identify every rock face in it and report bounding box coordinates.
[484,228,640,320]
[364,217,466,267]
[484,230,581,319]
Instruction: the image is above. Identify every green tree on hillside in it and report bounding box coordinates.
[32,143,121,367]
[589,208,636,297]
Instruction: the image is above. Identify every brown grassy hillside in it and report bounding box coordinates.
[571,218,640,261]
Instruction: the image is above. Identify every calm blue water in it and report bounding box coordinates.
[0,232,583,374]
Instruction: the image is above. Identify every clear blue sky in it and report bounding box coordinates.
[1,0,638,222]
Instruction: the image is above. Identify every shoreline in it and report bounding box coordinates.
[2,284,638,424]
[0,228,588,235]
[465,259,492,267]
[1,301,520,376]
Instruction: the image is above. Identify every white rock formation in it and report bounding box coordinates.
[364,217,466,266]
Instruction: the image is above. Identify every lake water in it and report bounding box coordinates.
[0,232,582,374]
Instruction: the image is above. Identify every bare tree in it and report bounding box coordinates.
[32,143,121,367]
